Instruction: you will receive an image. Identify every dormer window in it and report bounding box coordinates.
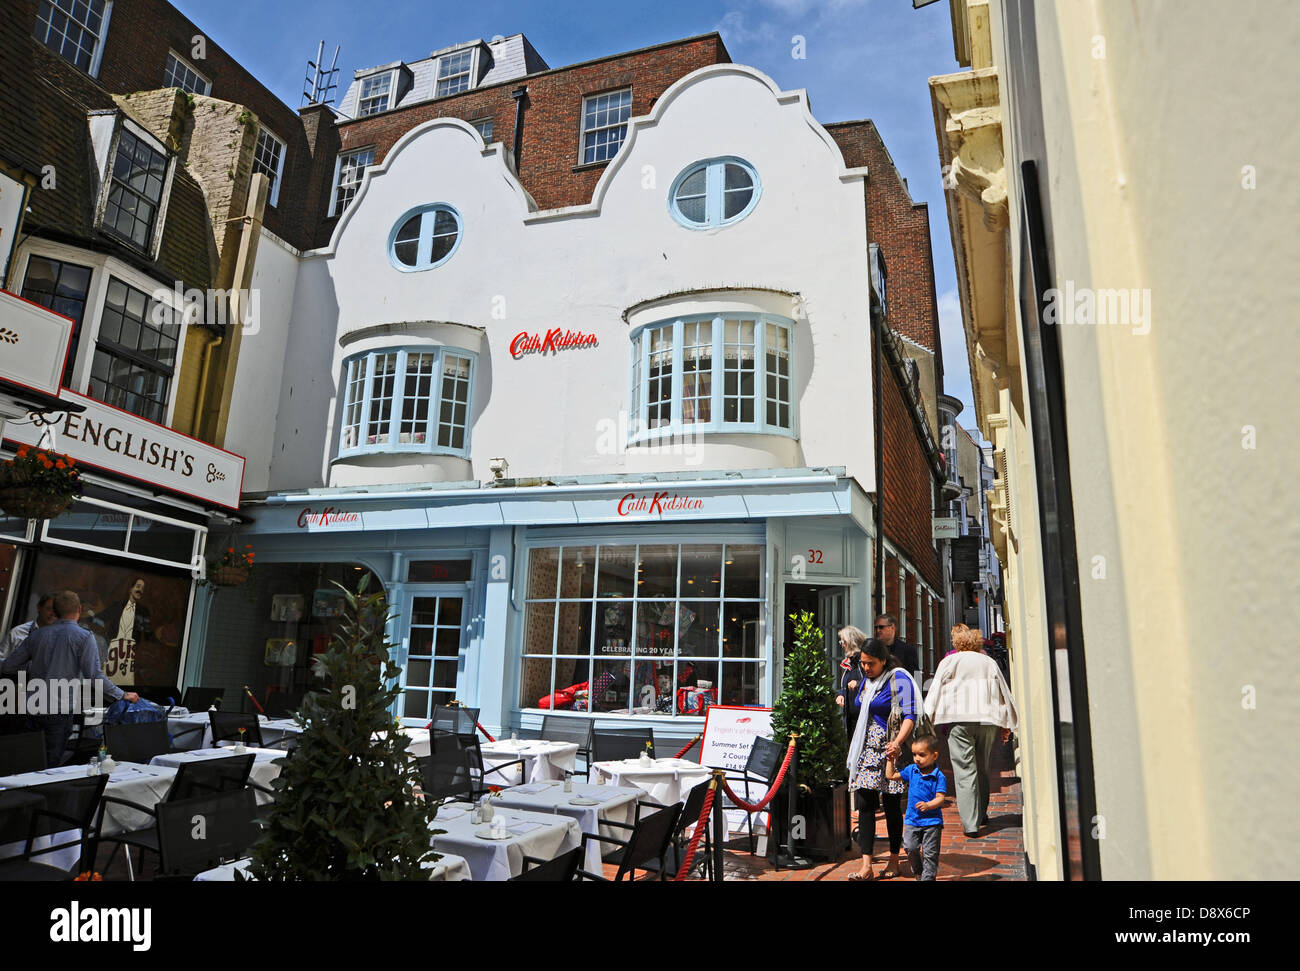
[435,49,475,97]
[102,126,168,251]
[358,71,395,116]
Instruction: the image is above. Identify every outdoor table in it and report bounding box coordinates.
[591,757,712,807]
[493,779,638,873]
[0,761,178,871]
[194,852,473,881]
[400,728,432,759]
[428,801,581,881]
[149,748,283,805]
[479,739,579,785]
[169,712,302,750]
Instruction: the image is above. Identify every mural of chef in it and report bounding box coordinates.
[101,576,152,686]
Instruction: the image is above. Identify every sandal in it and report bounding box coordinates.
[880,866,900,879]
[848,870,875,881]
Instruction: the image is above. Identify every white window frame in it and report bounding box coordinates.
[627,313,796,445]
[337,346,476,459]
[329,146,374,217]
[434,48,477,98]
[163,49,211,95]
[34,0,113,78]
[40,493,205,572]
[580,88,632,165]
[470,118,494,143]
[252,126,286,207]
[357,70,397,117]
[98,118,174,257]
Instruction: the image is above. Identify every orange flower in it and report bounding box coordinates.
[227,547,235,554]
[66,456,75,466]
[55,460,66,469]
[16,446,28,458]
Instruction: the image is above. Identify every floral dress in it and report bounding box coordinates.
[849,673,913,795]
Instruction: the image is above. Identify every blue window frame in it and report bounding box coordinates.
[628,314,794,443]
[339,346,475,457]
[669,158,761,229]
[388,204,462,272]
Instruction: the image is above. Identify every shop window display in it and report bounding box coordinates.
[521,542,765,716]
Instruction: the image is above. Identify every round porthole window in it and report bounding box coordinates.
[389,204,462,271]
[670,158,760,229]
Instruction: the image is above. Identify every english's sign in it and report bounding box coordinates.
[6,391,244,509]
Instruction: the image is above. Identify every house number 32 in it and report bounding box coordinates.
[807,549,824,564]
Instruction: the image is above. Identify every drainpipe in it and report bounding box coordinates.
[871,301,885,617]
[194,333,223,434]
[511,86,528,175]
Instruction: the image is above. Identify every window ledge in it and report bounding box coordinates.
[571,160,612,173]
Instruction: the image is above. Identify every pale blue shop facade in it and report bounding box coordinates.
[183,469,877,744]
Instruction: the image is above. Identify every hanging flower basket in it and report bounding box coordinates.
[211,564,250,587]
[205,544,255,587]
[0,446,82,520]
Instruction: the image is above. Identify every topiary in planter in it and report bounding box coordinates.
[771,610,848,788]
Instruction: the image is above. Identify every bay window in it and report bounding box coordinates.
[339,347,474,457]
[628,313,795,441]
[520,542,765,716]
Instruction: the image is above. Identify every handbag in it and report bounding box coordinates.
[885,669,935,763]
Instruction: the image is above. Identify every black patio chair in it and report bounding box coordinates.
[103,721,173,765]
[181,686,225,711]
[417,740,477,804]
[94,753,257,880]
[575,802,682,881]
[590,727,655,764]
[431,704,480,737]
[0,731,47,775]
[721,735,785,853]
[539,716,594,780]
[459,732,527,790]
[511,846,583,882]
[209,710,289,749]
[641,779,716,881]
[0,775,108,880]
[264,689,305,719]
[155,788,261,880]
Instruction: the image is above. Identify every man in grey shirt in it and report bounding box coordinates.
[1,590,138,766]
[0,592,56,662]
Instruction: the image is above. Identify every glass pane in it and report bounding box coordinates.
[679,168,706,196]
[393,240,418,266]
[438,597,462,626]
[720,662,761,706]
[723,601,762,658]
[671,601,721,658]
[596,545,635,598]
[724,164,753,190]
[126,515,196,566]
[680,545,723,594]
[559,546,595,599]
[520,657,555,708]
[410,596,438,626]
[407,659,431,688]
[527,547,559,599]
[434,628,459,658]
[594,600,632,656]
[433,661,458,689]
[522,602,556,655]
[724,187,753,219]
[725,544,763,598]
[677,195,706,223]
[636,543,677,598]
[589,659,631,713]
[556,601,591,655]
[635,602,679,659]
[403,690,430,720]
[408,628,433,657]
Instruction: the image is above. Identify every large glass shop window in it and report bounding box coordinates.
[520,543,764,716]
[23,551,193,692]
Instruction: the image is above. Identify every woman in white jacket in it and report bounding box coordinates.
[923,624,1019,837]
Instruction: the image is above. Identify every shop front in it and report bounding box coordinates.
[200,469,878,744]
[1,389,244,698]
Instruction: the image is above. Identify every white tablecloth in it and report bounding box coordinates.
[494,780,638,873]
[479,740,579,785]
[428,802,581,881]
[399,728,432,759]
[194,852,472,881]
[148,748,282,805]
[591,758,713,807]
[0,761,178,871]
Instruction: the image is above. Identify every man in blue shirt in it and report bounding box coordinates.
[1,590,137,766]
[885,734,947,881]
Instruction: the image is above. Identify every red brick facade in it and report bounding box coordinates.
[317,34,729,246]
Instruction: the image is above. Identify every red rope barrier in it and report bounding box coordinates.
[476,722,496,743]
[674,734,702,759]
[716,740,797,813]
[673,775,718,881]
[243,686,265,716]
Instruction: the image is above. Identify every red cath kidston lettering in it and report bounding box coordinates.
[510,328,598,359]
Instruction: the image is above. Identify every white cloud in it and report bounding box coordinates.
[716,9,779,47]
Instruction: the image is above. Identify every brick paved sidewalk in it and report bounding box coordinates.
[659,737,1026,882]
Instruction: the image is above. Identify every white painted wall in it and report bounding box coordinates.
[259,66,877,494]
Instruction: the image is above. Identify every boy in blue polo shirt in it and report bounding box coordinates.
[885,734,947,881]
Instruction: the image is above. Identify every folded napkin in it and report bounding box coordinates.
[506,822,545,835]
[436,808,468,821]
[512,784,549,795]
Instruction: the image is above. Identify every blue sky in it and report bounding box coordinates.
[172,0,976,422]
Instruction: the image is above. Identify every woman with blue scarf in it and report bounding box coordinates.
[845,638,918,880]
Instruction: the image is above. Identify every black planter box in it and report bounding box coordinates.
[770,781,852,863]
